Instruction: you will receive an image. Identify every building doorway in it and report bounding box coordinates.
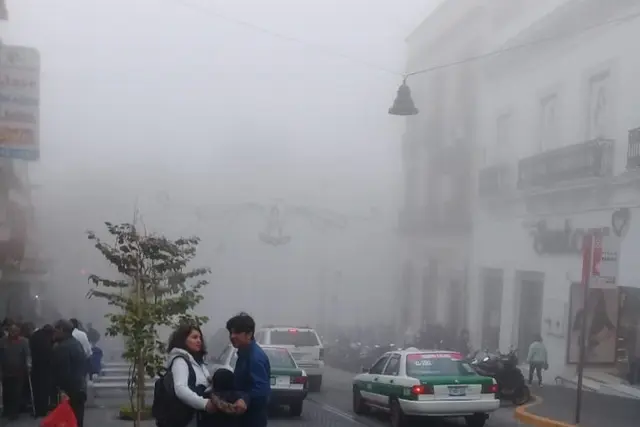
[482,269,503,351]
[517,277,544,359]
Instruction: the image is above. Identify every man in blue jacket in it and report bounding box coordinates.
[226,313,271,427]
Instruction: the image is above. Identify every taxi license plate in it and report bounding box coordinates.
[271,376,290,387]
[448,386,467,397]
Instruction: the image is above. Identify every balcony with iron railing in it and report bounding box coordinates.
[626,127,640,170]
[517,138,614,191]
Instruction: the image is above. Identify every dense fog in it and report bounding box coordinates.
[1,0,441,337]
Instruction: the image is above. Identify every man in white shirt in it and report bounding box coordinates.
[70,318,92,358]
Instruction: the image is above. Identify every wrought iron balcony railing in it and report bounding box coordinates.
[517,138,613,190]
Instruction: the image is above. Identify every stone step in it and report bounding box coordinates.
[86,381,155,406]
[103,362,130,368]
[95,375,156,382]
[101,367,131,375]
[90,381,155,390]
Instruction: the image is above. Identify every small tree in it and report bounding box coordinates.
[87,221,209,427]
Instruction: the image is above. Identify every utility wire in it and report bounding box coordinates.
[406,9,640,78]
[165,0,640,83]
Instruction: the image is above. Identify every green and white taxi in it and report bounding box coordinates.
[352,348,500,427]
[211,344,308,416]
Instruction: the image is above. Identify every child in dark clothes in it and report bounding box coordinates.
[203,369,242,427]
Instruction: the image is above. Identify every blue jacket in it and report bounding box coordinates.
[234,340,271,401]
[89,346,103,375]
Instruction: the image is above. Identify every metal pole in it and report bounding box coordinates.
[575,233,593,425]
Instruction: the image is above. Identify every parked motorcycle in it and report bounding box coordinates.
[470,349,531,405]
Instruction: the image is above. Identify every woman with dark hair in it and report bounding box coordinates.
[166,323,215,427]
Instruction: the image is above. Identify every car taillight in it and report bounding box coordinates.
[482,383,499,394]
[291,376,307,385]
[410,384,433,395]
[319,348,324,360]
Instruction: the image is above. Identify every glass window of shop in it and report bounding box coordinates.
[617,287,640,384]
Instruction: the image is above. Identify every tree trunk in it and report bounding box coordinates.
[134,276,144,427]
[136,351,145,427]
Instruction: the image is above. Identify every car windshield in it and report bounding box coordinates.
[270,330,319,346]
[264,348,297,368]
[406,353,476,377]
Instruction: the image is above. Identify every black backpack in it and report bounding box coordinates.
[152,355,197,427]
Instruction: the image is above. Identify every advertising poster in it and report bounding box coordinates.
[568,282,619,364]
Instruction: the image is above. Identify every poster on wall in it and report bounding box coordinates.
[567,282,619,364]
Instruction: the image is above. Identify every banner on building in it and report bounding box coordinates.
[0,44,40,160]
[567,282,618,364]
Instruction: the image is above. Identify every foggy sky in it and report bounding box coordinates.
[3,0,442,330]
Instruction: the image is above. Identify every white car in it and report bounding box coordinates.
[352,348,500,427]
[255,326,324,391]
[211,344,309,416]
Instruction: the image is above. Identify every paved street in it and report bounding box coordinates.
[3,367,521,427]
[311,367,520,427]
[523,385,639,427]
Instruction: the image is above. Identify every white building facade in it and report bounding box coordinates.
[398,0,489,343]
[471,0,640,382]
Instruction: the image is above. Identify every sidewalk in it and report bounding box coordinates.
[515,385,639,427]
[4,407,156,427]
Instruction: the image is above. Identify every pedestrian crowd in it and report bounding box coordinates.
[0,312,272,427]
[0,317,101,426]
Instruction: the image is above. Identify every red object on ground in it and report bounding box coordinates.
[41,398,78,427]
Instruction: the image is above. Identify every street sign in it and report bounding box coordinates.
[591,234,620,288]
[0,44,40,160]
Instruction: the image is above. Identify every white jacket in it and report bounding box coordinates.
[72,328,93,358]
[167,348,211,418]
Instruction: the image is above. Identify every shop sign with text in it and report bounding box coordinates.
[0,45,40,160]
[525,218,609,256]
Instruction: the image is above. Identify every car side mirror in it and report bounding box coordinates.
[361,367,369,373]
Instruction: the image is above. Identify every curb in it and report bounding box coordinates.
[514,395,576,427]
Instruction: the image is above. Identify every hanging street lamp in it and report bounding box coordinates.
[389,78,418,116]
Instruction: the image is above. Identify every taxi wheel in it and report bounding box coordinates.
[352,388,369,415]
[309,376,323,392]
[390,399,407,427]
[465,414,487,427]
[289,401,303,417]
